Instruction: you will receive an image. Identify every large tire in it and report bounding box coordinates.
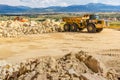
[87,23,96,33]
[96,28,103,32]
[64,24,70,32]
[70,24,78,32]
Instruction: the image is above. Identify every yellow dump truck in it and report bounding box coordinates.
[62,14,107,33]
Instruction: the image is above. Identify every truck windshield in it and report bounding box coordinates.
[95,15,99,19]
[90,15,99,19]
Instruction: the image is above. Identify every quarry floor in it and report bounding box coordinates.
[0,28,120,72]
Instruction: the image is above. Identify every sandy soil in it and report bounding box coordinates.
[0,29,120,72]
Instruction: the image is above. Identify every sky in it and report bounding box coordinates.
[0,0,120,8]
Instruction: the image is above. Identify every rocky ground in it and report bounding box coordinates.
[0,51,119,80]
[0,28,120,80]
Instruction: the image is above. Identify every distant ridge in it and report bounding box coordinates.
[0,3,120,14]
[0,4,31,13]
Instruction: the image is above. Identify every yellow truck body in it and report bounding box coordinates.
[62,14,107,33]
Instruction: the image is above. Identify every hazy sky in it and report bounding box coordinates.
[0,0,120,7]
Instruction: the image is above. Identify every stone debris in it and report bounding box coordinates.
[80,73,107,80]
[0,19,62,37]
[0,51,119,80]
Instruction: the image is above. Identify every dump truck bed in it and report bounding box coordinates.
[62,17,82,23]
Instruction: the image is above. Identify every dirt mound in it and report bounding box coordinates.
[0,19,62,37]
[0,51,119,80]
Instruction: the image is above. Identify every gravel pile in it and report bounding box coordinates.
[0,51,119,80]
[0,19,62,37]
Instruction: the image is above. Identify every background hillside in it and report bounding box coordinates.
[0,3,120,13]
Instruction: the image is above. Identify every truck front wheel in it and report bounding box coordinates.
[87,23,96,33]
